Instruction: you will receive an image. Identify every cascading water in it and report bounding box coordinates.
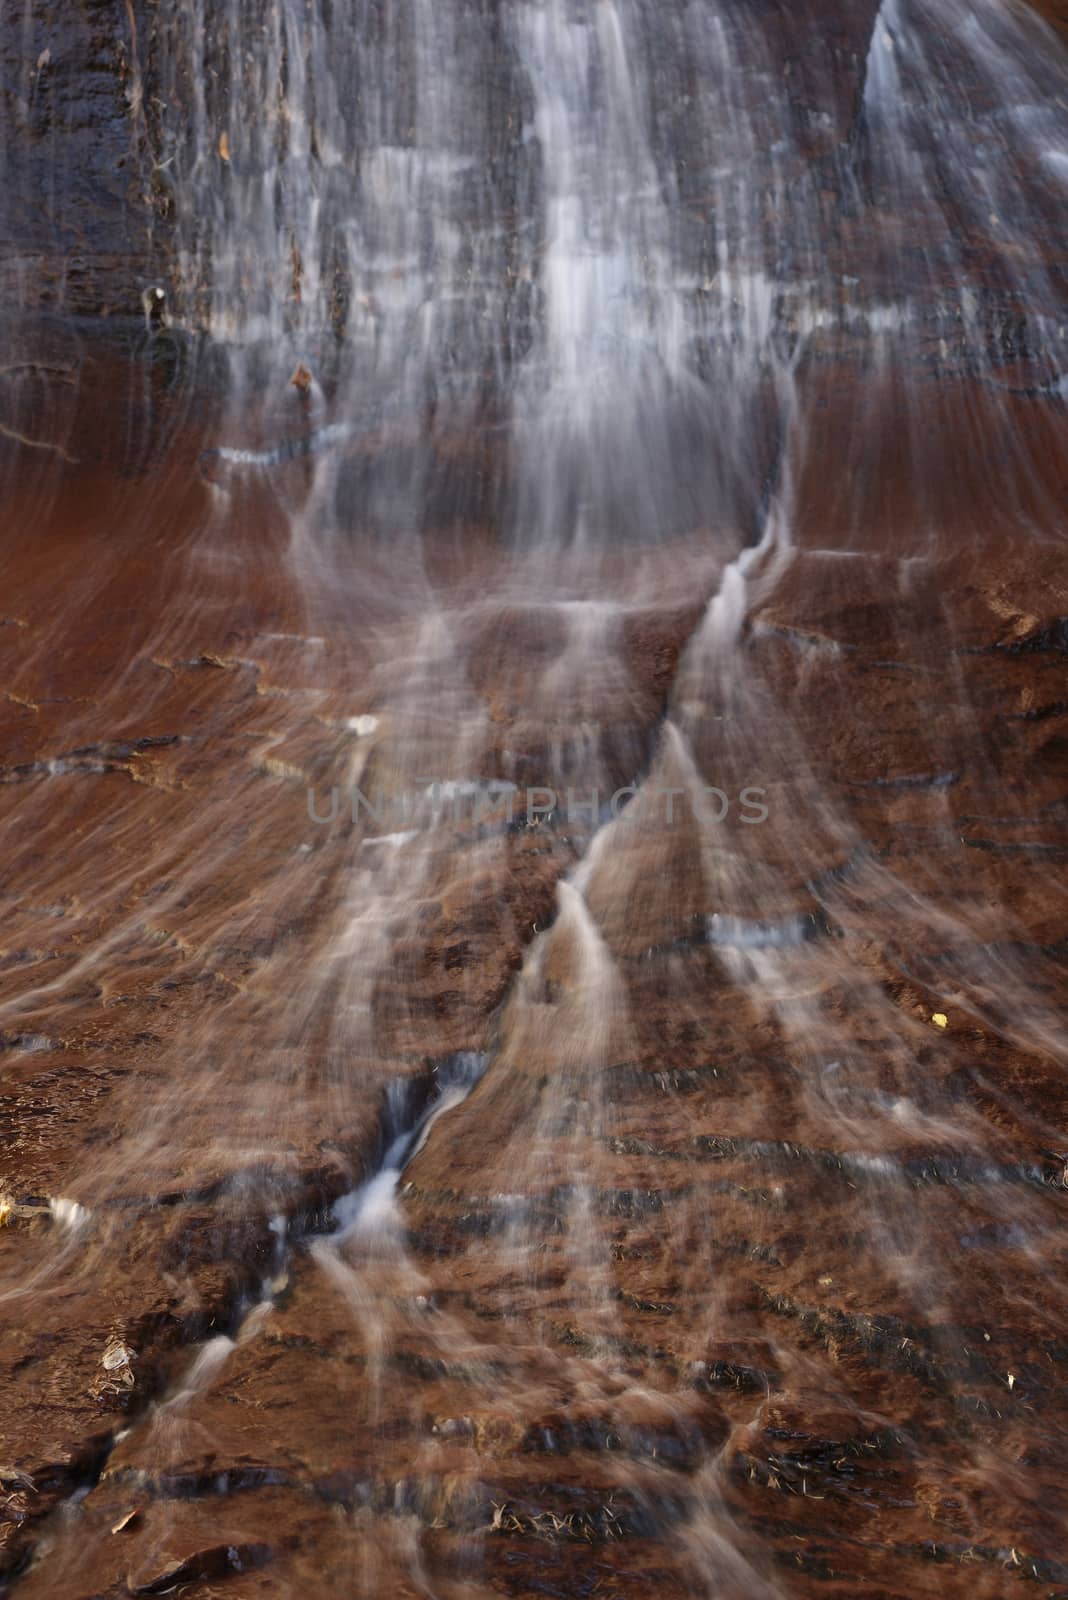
[0,1,1067,1596]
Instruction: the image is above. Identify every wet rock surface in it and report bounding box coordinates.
[2,0,1065,325]
[0,2,164,320]
[0,319,1066,1595]
[1,1,1068,1595]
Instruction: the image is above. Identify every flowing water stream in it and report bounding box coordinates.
[1,1,1067,1596]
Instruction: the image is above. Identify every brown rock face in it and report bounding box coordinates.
[0,302,1066,1597]
[1,3,1068,1598]
[1029,0,1068,39]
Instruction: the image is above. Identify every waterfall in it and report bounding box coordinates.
[1,2,1066,1596]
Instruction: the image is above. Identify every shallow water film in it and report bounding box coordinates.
[1,2,1068,1596]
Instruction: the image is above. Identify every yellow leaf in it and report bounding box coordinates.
[932,1012,948,1029]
